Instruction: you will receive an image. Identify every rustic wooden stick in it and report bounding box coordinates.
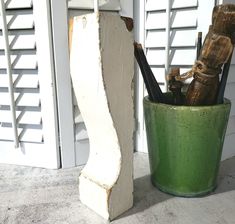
[134,42,166,103]
[184,4,235,105]
[196,32,202,60]
[168,68,184,105]
[216,51,233,104]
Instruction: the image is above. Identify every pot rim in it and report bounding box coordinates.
[143,96,231,110]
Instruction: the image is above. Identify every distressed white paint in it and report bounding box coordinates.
[68,1,133,167]
[70,12,134,220]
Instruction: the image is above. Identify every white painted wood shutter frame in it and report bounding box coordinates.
[0,0,60,168]
[50,0,76,168]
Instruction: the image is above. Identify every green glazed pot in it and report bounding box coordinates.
[143,94,231,197]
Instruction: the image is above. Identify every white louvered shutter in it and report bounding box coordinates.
[0,0,60,168]
[221,0,235,160]
[145,0,215,91]
[136,0,216,152]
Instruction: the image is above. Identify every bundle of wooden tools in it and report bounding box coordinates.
[135,4,235,106]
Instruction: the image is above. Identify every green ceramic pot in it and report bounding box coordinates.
[143,94,231,197]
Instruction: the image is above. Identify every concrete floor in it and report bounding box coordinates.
[0,153,235,224]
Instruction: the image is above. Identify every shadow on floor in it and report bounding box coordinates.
[118,156,235,220]
[214,156,235,194]
[118,174,173,219]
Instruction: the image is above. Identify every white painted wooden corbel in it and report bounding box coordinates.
[70,11,134,220]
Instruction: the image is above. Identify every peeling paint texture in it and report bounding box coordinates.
[70,11,134,220]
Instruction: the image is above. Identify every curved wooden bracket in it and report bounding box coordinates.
[70,12,134,220]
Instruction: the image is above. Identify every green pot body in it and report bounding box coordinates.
[143,95,231,197]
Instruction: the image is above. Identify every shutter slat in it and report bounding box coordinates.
[0,127,20,141]
[0,92,40,106]
[0,110,41,124]
[0,14,34,30]
[18,111,41,124]
[75,123,88,141]
[0,34,36,50]
[0,92,20,105]
[147,49,196,66]
[151,68,166,83]
[0,74,38,88]
[10,34,35,49]
[19,128,43,143]
[146,29,197,48]
[5,0,32,9]
[14,75,39,88]
[146,49,165,65]
[170,49,196,65]
[0,54,37,69]
[0,127,43,143]
[146,0,198,11]
[0,34,35,50]
[144,84,166,96]
[146,10,197,30]
[74,105,83,123]
[13,54,37,69]
[16,93,40,107]
[148,67,192,84]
